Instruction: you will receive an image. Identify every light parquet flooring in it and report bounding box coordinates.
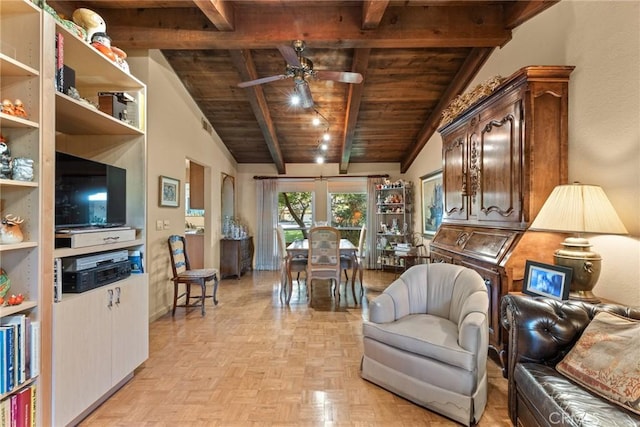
[79,270,511,426]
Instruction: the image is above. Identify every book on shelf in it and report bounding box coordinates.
[0,326,15,393]
[1,315,28,385]
[55,32,64,93]
[28,322,39,379]
[0,397,9,427]
[12,386,31,427]
[30,385,36,427]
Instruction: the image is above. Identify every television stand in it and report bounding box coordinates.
[55,227,136,249]
[57,226,132,234]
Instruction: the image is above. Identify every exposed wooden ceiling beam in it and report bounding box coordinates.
[503,0,559,30]
[193,0,235,31]
[362,0,389,29]
[340,48,371,174]
[400,47,495,173]
[100,5,511,50]
[229,49,286,174]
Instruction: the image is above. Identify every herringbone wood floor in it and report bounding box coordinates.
[79,269,510,426]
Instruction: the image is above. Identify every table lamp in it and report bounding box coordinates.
[529,183,628,302]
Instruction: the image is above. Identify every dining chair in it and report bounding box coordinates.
[276,225,307,303]
[167,235,219,316]
[306,226,342,304]
[338,225,367,303]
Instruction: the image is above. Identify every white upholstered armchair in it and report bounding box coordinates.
[361,263,489,426]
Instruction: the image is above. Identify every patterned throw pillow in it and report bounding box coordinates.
[557,311,640,415]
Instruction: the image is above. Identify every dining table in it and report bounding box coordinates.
[285,238,358,304]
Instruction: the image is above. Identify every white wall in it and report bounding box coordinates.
[405,1,640,305]
[128,50,238,320]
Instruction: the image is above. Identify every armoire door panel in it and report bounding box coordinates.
[477,98,523,223]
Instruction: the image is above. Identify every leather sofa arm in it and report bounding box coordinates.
[501,295,593,367]
[500,294,640,424]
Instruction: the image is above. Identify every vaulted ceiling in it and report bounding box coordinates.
[47,1,557,174]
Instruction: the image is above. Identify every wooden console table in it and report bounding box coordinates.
[220,237,254,279]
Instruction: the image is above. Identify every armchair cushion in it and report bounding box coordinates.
[363,313,475,371]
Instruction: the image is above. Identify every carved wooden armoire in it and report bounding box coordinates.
[430,66,574,374]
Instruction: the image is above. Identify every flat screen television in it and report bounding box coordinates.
[55,152,127,230]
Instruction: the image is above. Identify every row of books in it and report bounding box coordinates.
[0,384,35,427]
[0,315,39,395]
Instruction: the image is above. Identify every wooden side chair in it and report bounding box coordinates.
[306,226,342,304]
[352,225,367,302]
[276,225,307,303]
[167,235,219,316]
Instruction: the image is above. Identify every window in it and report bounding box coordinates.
[328,179,367,245]
[278,191,313,243]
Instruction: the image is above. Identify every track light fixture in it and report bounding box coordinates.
[310,108,331,164]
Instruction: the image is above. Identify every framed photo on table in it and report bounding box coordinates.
[523,260,572,300]
[421,170,443,236]
[159,175,180,207]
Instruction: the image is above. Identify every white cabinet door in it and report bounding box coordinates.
[53,289,112,426]
[111,274,149,383]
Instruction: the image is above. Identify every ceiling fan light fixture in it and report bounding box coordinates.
[295,81,314,109]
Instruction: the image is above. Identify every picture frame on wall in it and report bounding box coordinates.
[421,170,443,236]
[523,260,573,300]
[159,175,180,207]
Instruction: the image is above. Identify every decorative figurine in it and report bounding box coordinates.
[0,268,10,298]
[72,8,106,43]
[1,99,15,115]
[0,214,25,244]
[13,99,28,118]
[0,141,12,179]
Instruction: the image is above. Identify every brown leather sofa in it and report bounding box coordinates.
[501,294,640,427]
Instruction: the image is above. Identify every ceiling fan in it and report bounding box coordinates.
[237,40,364,108]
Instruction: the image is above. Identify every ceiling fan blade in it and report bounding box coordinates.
[315,70,363,84]
[278,44,302,68]
[237,74,289,88]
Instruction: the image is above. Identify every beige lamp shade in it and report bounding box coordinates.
[530,183,628,235]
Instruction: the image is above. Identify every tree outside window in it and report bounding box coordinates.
[330,192,367,245]
[278,191,312,243]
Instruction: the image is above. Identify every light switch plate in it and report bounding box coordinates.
[156,220,163,231]
[163,219,170,229]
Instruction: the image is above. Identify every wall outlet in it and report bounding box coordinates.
[163,219,170,229]
[156,220,163,231]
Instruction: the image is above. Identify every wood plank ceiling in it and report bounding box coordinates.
[47,1,557,174]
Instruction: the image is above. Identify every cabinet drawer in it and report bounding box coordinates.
[430,251,452,264]
[55,229,136,249]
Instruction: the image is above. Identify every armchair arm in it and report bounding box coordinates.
[459,311,489,380]
[368,293,396,324]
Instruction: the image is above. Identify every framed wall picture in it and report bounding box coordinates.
[159,175,180,207]
[523,260,573,300]
[421,170,443,236]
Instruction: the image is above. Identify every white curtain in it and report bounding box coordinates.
[255,179,278,270]
[365,177,382,269]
